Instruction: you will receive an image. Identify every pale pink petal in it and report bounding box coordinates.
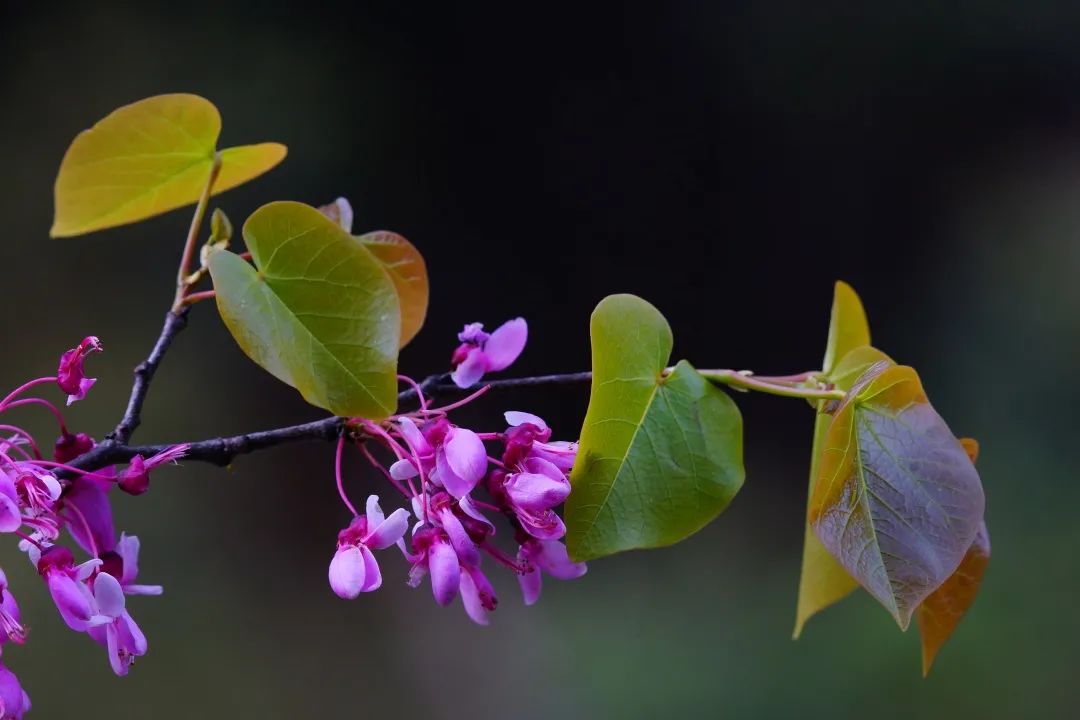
[94,573,126,618]
[328,546,367,600]
[438,508,479,568]
[429,540,460,606]
[390,459,419,481]
[520,510,567,541]
[535,540,588,580]
[125,584,163,596]
[394,417,432,456]
[505,472,570,512]
[0,495,21,534]
[530,441,578,472]
[47,574,93,630]
[116,533,139,585]
[522,456,566,481]
[451,347,487,388]
[443,429,488,494]
[75,558,103,581]
[106,625,127,676]
[459,495,496,533]
[365,495,386,528]
[366,508,410,550]
[119,612,148,656]
[483,318,527,371]
[504,411,547,430]
[358,546,382,593]
[518,566,542,606]
[459,569,489,625]
[458,323,488,343]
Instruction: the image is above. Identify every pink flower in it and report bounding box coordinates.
[0,571,25,645]
[53,432,95,464]
[56,336,102,405]
[99,533,162,597]
[86,572,147,676]
[407,527,498,625]
[517,538,587,606]
[450,318,527,388]
[501,411,578,472]
[12,467,61,515]
[0,663,29,719]
[63,473,116,557]
[328,496,410,599]
[392,420,489,500]
[497,457,571,540]
[36,545,101,632]
[117,444,189,496]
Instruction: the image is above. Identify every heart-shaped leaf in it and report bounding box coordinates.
[52,94,286,237]
[794,281,870,637]
[565,294,744,562]
[810,359,985,629]
[917,437,991,675]
[208,201,400,419]
[357,231,429,347]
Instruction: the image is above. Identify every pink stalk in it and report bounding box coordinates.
[481,541,527,574]
[357,442,412,499]
[2,398,69,433]
[63,502,99,558]
[334,435,360,516]
[397,374,428,411]
[27,460,116,482]
[422,385,491,415]
[0,377,58,409]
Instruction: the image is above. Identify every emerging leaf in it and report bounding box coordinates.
[51,94,286,237]
[565,294,744,562]
[810,360,985,629]
[358,231,429,347]
[794,281,870,637]
[208,201,401,419]
[916,438,990,676]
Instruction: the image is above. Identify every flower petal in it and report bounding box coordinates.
[518,565,542,606]
[442,429,488,496]
[358,546,382,593]
[429,540,460,606]
[505,471,570,512]
[534,540,588,580]
[93,572,126,618]
[365,495,386,528]
[438,508,479,568]
[504,411,548,431]
[451,347,487,388]
[366,508,410,550]
[459,495,496,533]
[47,574,93,630]
[328,546,367,600]
[483,318,527,371]
[116,533,140,585]
[394,417,432,456]
[459,569,490,625]
[0,495,21,534]
[389,459,419,481]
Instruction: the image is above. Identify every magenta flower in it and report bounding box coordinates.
[56,336,102,406]
[502,411,578,472]
[63,473,116,557]
[0,473,22,534]
[328,495,410,599]
[99,533,162,597]
[432,426,488,498]
[12,467,61,515]
[459,564,498,625]
[36,545,100,632]
[0,571,25,645]
[0,663,29,720]
[53,432,95,464]
[517,538,587,606]
[499,457,571,540]
[86,572,147,676]
[117,444,189,496]
[450,318,527,388]
[407,526,498,624]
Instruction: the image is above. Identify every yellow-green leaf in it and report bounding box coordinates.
[51,94,286,237]
[793,281,870,638]
[208,201,400,419]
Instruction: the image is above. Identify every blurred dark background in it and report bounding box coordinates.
[0,2,1076,717]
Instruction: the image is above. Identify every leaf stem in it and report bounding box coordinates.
[696,369,844,400]
[172,155,222,313]
[181,290,217,306]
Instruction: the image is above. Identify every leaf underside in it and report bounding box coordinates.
[810,361,985,629]
[357,231,429,347]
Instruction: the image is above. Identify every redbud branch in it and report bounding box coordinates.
[108,309,189,445]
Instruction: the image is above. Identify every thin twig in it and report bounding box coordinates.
[108,309,189,445]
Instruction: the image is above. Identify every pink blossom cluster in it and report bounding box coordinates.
[328,318,587,623]
[0,338,186,718]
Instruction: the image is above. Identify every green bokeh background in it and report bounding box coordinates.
[0,3,1076,718]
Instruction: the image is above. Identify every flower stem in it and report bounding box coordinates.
[172,155,223,313]
[181,289,217,306]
